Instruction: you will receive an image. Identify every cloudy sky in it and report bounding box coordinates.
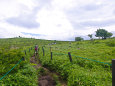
[0,0,115,41]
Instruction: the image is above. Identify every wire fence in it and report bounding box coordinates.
[0,46,34,81]
[42,46,112,66]
[0,57,24,80]
[0,45,112,81]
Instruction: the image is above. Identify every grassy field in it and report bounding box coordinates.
[0,38,53,86]
[0,37,115,86]
[39,38,114,86]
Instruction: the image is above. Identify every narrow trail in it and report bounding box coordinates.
[30,54,56,86]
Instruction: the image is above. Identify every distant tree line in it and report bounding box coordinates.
[75,29,113,41]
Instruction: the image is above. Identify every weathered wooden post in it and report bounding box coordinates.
[22,57,25,61]
[51,52,52,60]
[29,48,30,52]
[68,52,72,62]
[42,47,44,56]
[25,50,26,55]
[112,59,115,86]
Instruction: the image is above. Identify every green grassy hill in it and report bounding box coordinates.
[0,37,115,86]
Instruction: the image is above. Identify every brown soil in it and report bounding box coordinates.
[30,56,41,69]
[30,55,56,86]
[39,75,56,86]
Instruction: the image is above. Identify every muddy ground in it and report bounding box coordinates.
[30,55,57,86]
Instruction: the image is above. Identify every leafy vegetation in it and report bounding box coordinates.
[88,34,93,40]
[0,38,44,86]
[38,38,115,86]
[75,37,84,41]
[0,37,114,86]
[95,29,113,39]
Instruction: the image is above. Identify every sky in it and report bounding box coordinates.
[0,0,115,41]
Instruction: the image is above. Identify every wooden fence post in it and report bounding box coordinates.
[51,52,52,60]
[68,52,72,62]
[22,57,25,61]
[29,48,30,52]
[42,47,44,56]
[112,59,115,86]
[25,50,26,55]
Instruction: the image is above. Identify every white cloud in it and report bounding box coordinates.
[0,0,115,40]
[16,0,36,9]
[0,0,20,19]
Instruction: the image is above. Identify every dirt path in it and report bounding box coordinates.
[30,55,56,86]
[30,56,41,69]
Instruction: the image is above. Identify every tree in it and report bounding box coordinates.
[95,29,113,39]
[88,34,93,40]
[107,32,113,38]
[75,37,84,41]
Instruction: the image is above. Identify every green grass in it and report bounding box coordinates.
[0,37,114,86]
[0,38,56,86]
[38,38,114,86]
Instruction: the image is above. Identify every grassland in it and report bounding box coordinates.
[0,38,54,86]
[0,37,115,86]
[39,38,114,86]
